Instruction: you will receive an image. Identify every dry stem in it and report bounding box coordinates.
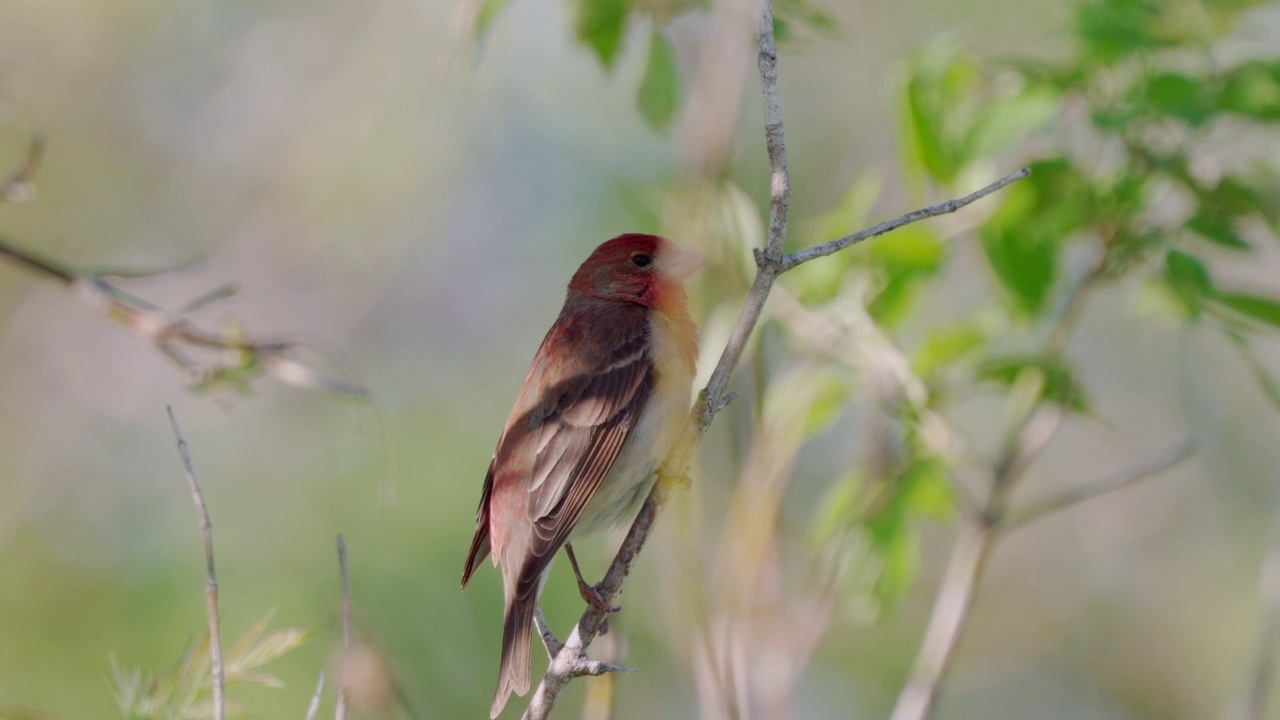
[166,406,226,720]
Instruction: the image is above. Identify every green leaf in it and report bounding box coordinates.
[866,270,923,327]
[774,0,839,41]
[978,158,1089,316]
[637,31,679,131]
[1145,72,1217,127]
[473,0,511,42]
[772,15,791,43]
[803,372,851,436]
[980,216,1058,317]
[1163,249,1213,316]
[913,322,989,377]
[966,87,1060,158]
[1186,210,1249,249]
[867,223,945,273]
[1075,0,1179,64]
[866,500,920,606]
[573,0,630,69]
[977,355,1089,412]
[898,47,983,186]
[1220,61,1280,122]
[1211,291,1280,328]
[902,457,955,520]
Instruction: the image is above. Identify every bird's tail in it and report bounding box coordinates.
[490,592,534,718]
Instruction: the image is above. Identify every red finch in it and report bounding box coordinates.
[461,233,703,717]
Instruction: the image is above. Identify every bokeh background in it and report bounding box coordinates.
[2,0,1279,718]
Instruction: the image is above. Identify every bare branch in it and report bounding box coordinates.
[533,606,564,658]
[305,671,327,720]
[0,236,366,396]
[889,520,994,720]
[1008,441,1195,529]
[335,534,352,720]
[166,406,225,720]
[0,140,365,398]
[781,167,1030,271]
[697,0,792,425]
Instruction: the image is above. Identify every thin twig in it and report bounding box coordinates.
[335,534,352,720]
[518,0,1030,715]
[533,605,564,658]
[166,406,225,720]
[889,261,1104,720]
[889,518,993,720]
[697,0,792,425]
[305,671,327,720]
[780,167,1030,271]
[1008,441,1195,528]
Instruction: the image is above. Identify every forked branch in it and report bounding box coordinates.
[518,1,1028,716]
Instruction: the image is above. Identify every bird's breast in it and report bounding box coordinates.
[572,308,697,537]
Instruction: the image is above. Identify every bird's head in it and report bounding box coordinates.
[567,233,704,308]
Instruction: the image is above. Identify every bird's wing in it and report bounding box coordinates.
[513,318,653,597]
[460,456,495,589]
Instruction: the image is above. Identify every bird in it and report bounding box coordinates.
[461,233,703,718]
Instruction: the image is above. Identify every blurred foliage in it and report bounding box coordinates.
[0,613,311,720]
[5,0,1280,717]
[784,0,1280,623]
[110,614,311,720]
[475,0,836,132]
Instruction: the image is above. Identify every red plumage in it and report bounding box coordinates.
[462,233,702,717]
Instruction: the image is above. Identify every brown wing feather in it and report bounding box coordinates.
[515,321,653,594]
[460,457,495,589]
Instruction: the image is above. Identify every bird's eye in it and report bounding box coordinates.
[631,253,653,269]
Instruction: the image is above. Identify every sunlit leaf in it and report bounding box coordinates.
[967,87,1060,157]
[573,0,630,69]
[980,216,1058,317]
[898,47,984,185]
[637,31,679,131]
[867,223,945,274]
[1075,0,1180,64]
[1163,249,1213,317]
[977,354,1089,411]
[1220,61,1280,122]
[866,270,924,327]
[1186,211,1249,249]
[774,0,839,42]
[913,322,989,377]
[1212,291,1280,328]
[1145,72,1217,127]
[978,158,1089,316]
[803,372,851,436]
[473,0,511,42]
[1134,277,1197,323]
[902,457,955,520]
[866,500,920,606]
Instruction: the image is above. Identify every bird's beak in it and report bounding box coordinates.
[660,246,706,281]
